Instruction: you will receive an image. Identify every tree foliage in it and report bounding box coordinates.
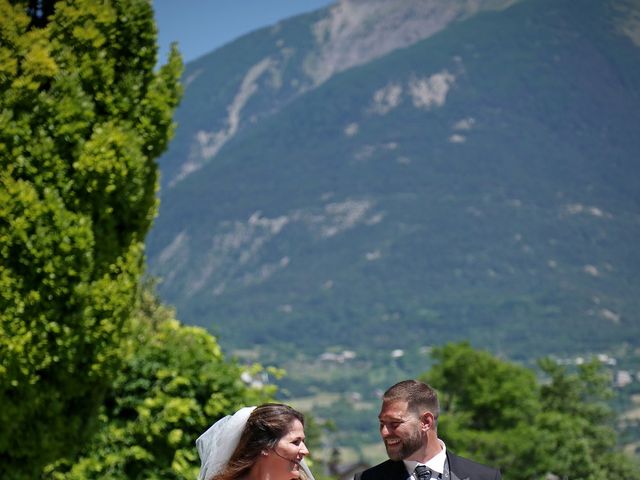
[43,285,276,480]
[425,342,640,480]
[0,0,182,477]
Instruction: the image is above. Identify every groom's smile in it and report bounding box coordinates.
[378,400,424,460]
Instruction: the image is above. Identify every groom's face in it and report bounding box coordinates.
[378,399,423,461]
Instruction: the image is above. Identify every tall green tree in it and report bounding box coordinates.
[425,342,640,480]
[426,342,543,478]
[534,358,640,480]
[43,285,276,480]
[0,1,181,477]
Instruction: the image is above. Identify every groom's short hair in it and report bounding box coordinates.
[383,379,440,422]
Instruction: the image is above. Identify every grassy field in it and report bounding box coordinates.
[289,392,343,412]
[339,442,387,466]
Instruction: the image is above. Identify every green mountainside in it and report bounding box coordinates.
[147,0,640,367]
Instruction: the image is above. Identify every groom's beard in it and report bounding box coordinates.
[384,428,423,461]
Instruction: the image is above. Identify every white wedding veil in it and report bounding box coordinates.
[196,406,256,480]
[196,405,315,480]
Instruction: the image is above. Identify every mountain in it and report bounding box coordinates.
[158,0,519,189]
[147,0,640,363]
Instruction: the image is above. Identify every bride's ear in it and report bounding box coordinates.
[261,450,269,456]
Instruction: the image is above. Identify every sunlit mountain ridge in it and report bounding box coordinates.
[147,0,640,362]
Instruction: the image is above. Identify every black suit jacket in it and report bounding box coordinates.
[354,452,501,480]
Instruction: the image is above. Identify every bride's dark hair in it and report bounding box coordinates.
[212,403,307,480]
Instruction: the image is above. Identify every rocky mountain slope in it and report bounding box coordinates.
[147,0,640,361]
[160,0,518,188]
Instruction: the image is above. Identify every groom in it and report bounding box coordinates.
[354,380,501,480]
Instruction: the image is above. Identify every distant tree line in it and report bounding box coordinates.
[425,342,640,480]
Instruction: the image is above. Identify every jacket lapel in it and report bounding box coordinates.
[447,452,469,480]
[390,460,412,480]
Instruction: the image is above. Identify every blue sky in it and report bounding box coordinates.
[153,0,334,64]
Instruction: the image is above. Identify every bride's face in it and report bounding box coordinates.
[266,419,309,480]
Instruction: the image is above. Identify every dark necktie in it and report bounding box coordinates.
[414,465,432,480]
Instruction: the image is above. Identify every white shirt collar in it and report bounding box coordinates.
[403,439,447,477]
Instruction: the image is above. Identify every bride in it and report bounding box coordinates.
[196,403,315,480]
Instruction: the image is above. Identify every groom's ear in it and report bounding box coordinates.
[421,411,435,430]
